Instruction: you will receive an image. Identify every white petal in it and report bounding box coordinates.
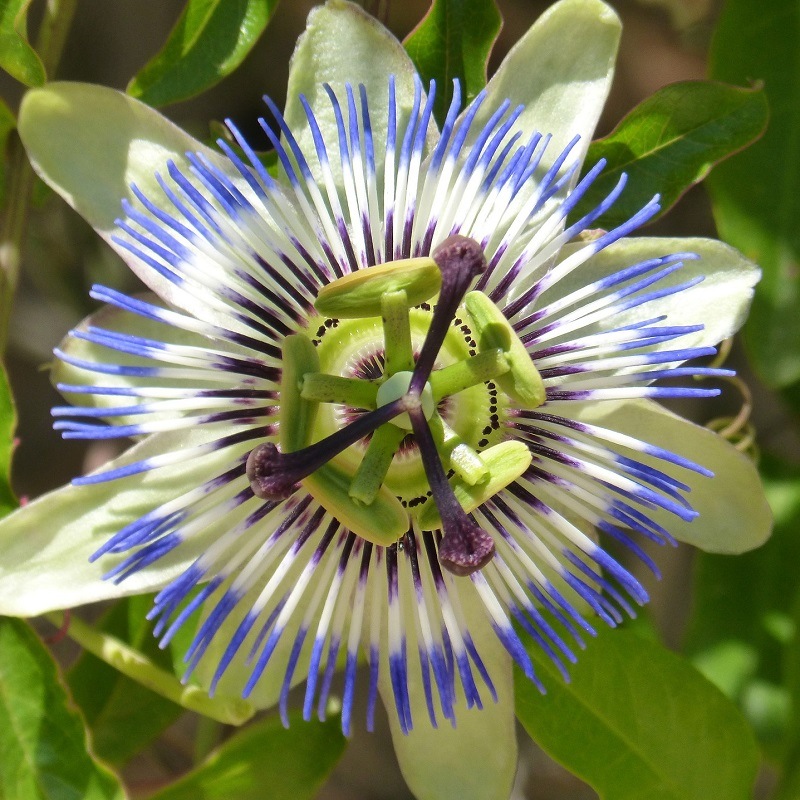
[471,0,620,173]
[18,82,236,319]
[283,0,436,188]
[565,398,772,553]
[547,237,760,350]
[381,579,518,800]
[0,426,252,615]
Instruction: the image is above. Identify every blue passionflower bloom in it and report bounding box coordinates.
[0,1,770,797]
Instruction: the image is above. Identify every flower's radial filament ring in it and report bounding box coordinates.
[46,72,755,737]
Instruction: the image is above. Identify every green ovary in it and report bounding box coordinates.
[308,309,510,508]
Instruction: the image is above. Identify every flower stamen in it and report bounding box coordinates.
[408,404,495,576]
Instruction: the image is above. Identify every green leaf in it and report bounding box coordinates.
[127,0,279,107]
[684,456,800,746]
[707,0,800,388]
[573,80,768,229]
[67,596,184,765]
[403,0,502,127]
[148,712,346,800]
[0,96,17,207]
[0,617,125,800]
[0,0,45,86]
[515,627,760,800]
[0,363,17,517]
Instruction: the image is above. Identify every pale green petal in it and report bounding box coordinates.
[284,0,435,188]
[472,0,621,171]
[548,237,760,350]
[53,299,241,418]
[191,556,328,711]
[17,82,231,316]
[565,398,772,553]
[0,426,252,616]
[382,580,518,800]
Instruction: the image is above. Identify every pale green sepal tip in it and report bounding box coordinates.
[465,291,545,408]
[314,258,441,318]
[417,440,532,530]
[552,237,760,352]
[303,464,406,545]
[17,82,234,323]
[568,398,772,553]
[280,333,320,453]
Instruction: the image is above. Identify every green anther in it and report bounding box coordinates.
[416,440,533,530]
[315,257,441,318]
[301,373,379,409]
[303,463,407,545]
[429,348,510,402]
[279,333,320,452]
[429,415,488,485]
[465,291,545,408]
[382,290,415,374]
[349,423,406,506]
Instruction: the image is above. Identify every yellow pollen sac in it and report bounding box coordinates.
[314,257,442,318]
[415,441,533,531]
[465,290,546,409]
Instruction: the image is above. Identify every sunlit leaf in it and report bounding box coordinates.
[67,596,184,765]
[574,80,768,229]
[0,617,125,800]
[685,456,800,749]
[148,712,346,800]
[0,363,16,517]
[403,0,502,127]
[0,0,45,86]
[127,0,279,107]
[707,0,800,388]
[515,627,759,800]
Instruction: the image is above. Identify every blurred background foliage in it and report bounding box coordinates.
[1,0,799,798]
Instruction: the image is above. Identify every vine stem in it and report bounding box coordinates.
[44,610,256,725]
[0,0,79,354]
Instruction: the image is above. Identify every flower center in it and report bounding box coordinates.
[246,236,545,575]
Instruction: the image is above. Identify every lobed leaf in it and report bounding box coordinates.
[0,0,45,86]
[573,80,768,229]
[515,626,760,800]
[707,0,800,388]
[0,617,125,800]
[127,0,279,107]
[403,0,502,127]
